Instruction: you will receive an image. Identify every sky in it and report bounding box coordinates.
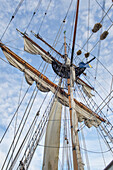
[0,0,113,169]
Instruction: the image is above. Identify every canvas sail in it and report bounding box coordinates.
[42,98,62,170]
[0,43,105,128]
[23,34,94,97]
[24,36,53,64]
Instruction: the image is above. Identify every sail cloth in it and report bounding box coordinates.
[42,98,62,170]
[74,100,101,128]
[0,43,105,128]
[23,34,94,97]
[24,36,53,64]
[77,78,94,98]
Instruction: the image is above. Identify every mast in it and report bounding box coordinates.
[68,0,84,169]
[64,32,78,170]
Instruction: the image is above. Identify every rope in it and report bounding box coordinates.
[36,143,113,153]
[38,0,52,33]
[25,0,42,33]
[67,1,77,57]
[73,3,113,61]
[0,56,9,64]
[49,0,74,55]
[87,0,90,53]
[9,110,40,169]
[67,40,113,76]
[0,86,30,144]
[19,94,56,168]
[95,0,113,23]
[0,50,45,144]
[96,128,106,167]
[76,85,113,155]
[2,86,38,170]
[0,0,24,40]
[11,75,24,163]
[94,0,105,86]
[107,76,113,113]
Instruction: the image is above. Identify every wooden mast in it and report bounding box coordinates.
[68,0,80,169]
[64,32,78,170]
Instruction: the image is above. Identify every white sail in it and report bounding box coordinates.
[77,79,94,98]
[23,35,95,98]
[2,46,104,128]
[72,110,84,170]
[42,98,62,170]
[24,37,53,64]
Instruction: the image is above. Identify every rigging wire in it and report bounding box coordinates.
[95,0,113,23]
[25,0,42,33]
[94,0,105,86]
[96,128,106,167]
[0,0,24,41]
[67,44,113,99]
[73,3,113,61]
[0,1,112,169]
[11,75,24,163]
[9,91,52,169]
[1,86,38,170]
[0,55,44,144]
[38,0,52,34]
[87,0,90,53]
[67,40,113,76]
[11,110,40,169]
[67,0,77,57]
[107,75,113,113]
[7,54,68,167]
[17,85,63,169]
[0,86,30,144]
[76,85,113,154]
[35,143,113,154]
[96,128,113,157]
[0,56,9,64]
[67,44,113,108]
[49,0,74,56]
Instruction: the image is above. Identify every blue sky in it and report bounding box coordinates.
[0,0,113,169]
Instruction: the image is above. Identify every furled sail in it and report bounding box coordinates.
[77,78,94,98]
[22,33,94,97]
[0,43,106,128]
[42,98,62,170]
[24,36,53,64]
